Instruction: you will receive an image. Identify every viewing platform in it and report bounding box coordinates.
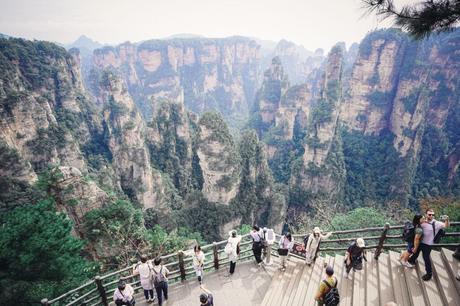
[41,222,460,306]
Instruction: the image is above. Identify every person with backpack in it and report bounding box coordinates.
[225,230,241,276]
[400,214,424,268]
[315,265,339,306]
[305,227,333,266]
[113,280,135,306]
[278,232,294,271]
[152,257,169,306]
[344,238,366,279]
[199,285,214,306]
[250,225,265,267]
[132,254,155,303]
[193,245,205,284]
[408,208,449,281]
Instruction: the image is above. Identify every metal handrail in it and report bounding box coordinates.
[41,222,459,305]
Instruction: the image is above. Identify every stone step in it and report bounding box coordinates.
[432,249,460,306]
[388,250,411,306]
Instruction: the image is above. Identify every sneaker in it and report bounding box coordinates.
[404,262,414,268]
[345,273,351,280]
[422,274,432,281]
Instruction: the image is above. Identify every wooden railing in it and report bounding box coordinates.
[41,222,460,306]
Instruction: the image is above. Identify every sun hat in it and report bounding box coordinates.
[356,238,365,248]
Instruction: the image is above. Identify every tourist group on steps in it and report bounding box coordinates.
[113,208,456,306]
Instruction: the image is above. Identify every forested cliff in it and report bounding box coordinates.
[1,29,459,283]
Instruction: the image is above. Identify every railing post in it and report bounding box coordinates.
[374,223,390,260]
[41,298,50,305]
[94,275,108,306]
[178,251,186,281]
[265,243,272,265]
[213,242,219,270]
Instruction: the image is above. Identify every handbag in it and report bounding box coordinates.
[277,248,288,256]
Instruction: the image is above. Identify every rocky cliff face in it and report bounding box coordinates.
[290,44,346,206]
[90,37,260,127]
[251,29,459,214]
[251,56,291,139]
[97,71,166,209]
[196,112,240,204]
[0,39,100,211]
[1,29,459,241]
[340,30,408,134]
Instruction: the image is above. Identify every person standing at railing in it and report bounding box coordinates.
[344,238,366,280]
[113,280,135,306]
[305,227,333,266]
[225,230,242,276]
[132,254,155,303]
[278,233,294,271]
[193,245,206,284]
[250,225,265,267]
[152,257,169,306]
[408,208,449,281]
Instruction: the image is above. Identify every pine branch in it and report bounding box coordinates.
[362,0,460,39]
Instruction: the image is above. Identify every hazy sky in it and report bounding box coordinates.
[0,0,414,51]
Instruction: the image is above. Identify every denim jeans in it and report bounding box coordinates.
[155,281,168,306]
[143,289,154,300]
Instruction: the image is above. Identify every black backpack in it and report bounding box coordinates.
[323,277,339,306]
[402,221,415,243]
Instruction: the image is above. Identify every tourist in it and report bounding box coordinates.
[344,238,366,279]
[113,280,135,306]
[315,265,338,306]
[305,227,333,266]
[400,214,424,268]
[408,208,449,281]
[199,285,214,305]
[132,254,155,303]
[193,245,205,284]
[226,230,242,276]
[250,225,264,266]
[278,232,294,271]
[152,257,169,306]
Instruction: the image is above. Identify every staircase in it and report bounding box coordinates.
[261,248,460,306]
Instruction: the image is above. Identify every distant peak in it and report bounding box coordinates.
[67,35,103,51]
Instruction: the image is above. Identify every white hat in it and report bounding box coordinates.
[313,227,321,234]
[356,238,365,248]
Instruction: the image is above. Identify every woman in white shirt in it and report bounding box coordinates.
[193,245,206,284]
[132,254,155,302]
[305,227,332,266]
[227,230,242,276]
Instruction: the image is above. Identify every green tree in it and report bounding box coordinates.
[328,207,390,231]
[146,225,205,256]
[0,199,94,305]
[362,0,460,38]
[83,200,147,267]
